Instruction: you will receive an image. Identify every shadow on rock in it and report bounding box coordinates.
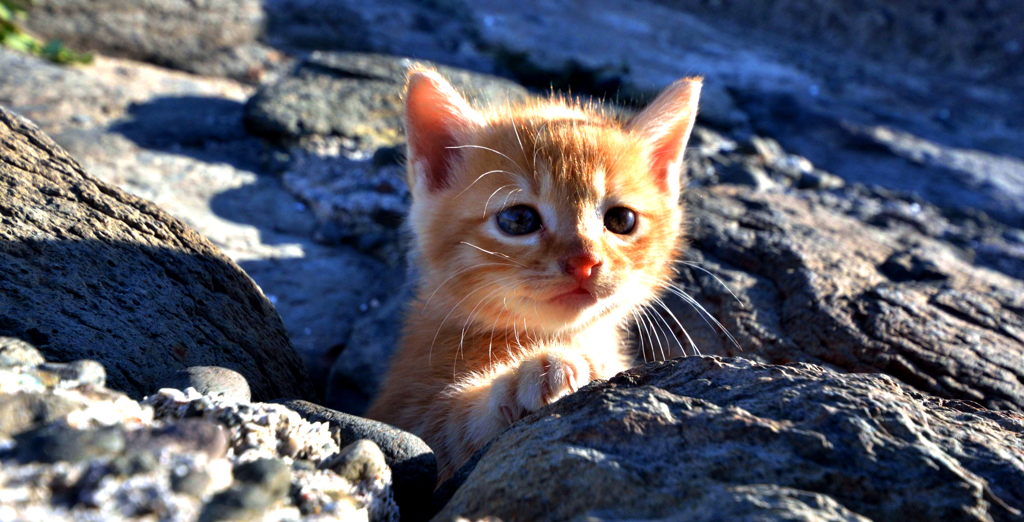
[0,239,312,402]
[109,95,267,172]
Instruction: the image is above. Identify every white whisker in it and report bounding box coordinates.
[423,262,512,311]
[483,184,517,218]
[445,144,528,175]
[675,260,744,306]
[459,241,529,267]
[456,170,516,198]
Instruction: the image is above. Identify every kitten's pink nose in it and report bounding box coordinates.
[562,254,602,281]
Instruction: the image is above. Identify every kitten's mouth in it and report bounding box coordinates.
[548,286,599,309]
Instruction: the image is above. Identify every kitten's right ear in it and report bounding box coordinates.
[404,69,484,192]
[625,77,702,195]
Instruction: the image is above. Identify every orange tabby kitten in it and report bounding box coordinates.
[366,69,701,482]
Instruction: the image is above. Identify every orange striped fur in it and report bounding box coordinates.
[366,70,702,482]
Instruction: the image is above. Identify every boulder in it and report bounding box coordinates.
[435,356,1024,520]
[244,52,529,149]
[0,105,315,401]
[278,399,437,520]
[262,0,488,71]
[661,184,1024,411]
[22,0,287,83]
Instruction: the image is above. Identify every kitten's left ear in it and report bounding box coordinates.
[625,77,702,195]
[404,68,485,192]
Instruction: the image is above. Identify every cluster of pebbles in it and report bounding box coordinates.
[0,337,399,522]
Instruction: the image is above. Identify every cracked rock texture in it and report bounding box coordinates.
[435,356,1024,521]
[656,184,1024,411]
[0,105,314,402]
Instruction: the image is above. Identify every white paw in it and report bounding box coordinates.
[491,352,593,426]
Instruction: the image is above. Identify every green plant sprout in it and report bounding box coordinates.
[1,0,91,64]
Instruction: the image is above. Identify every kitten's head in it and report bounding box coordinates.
[404,70,701,334]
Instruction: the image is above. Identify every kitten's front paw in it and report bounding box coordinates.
[492,352,593,425]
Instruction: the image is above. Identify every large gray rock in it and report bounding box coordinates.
[0,105,315,401]
[262,0,488,70]
[657,184,1024,411]
[23,0,287,83]
[244,52,529,149]
[435,356,1024,521]
[277,399,436,520]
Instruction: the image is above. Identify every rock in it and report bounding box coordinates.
[283,153,410,262]
[0,105,315,402]
[740,98,1024,227]
[170,467,213,497]
[0,49,254,135]
[197,458,294,520]
[276,399,435,519]
[155,366,252,401]
[262,0,487,70]
[107,451,159,476]
[322,439,387,484]
[233,458,291,497]
[695,81,749,129]
[0,354,397,520]
[657,184,1024,411]
[325,288,410,413]
[37,360,106,387]
[22,0,287,83]
[0,337,45,367]
[16,424,126,464]
[797,169,846,190]
[434,356,1024,520]
[717,160,775,191]
[244,52,530,149]
[0,393,84,437]
[124,418,230,461]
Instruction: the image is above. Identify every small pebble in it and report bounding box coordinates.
[38,360,107,387]
[322,439,386,483]
[108,452,158,477]
[171,467,213,497]
[0,337,45,368]
[17,424,126,464]
[155,366,251,401]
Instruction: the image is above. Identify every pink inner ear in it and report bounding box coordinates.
[626,77,702,193]
[405,71,481,192]
[648,120,693,192]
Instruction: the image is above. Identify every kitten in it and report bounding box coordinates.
[366,69,701,482]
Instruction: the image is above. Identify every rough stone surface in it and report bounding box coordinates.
[0,105,314,402]
[435,356,1024,521]
[0,336,46,367]
[656,184,1024,411]
[277,399,436,520]
[324,288,410,413]
[0,353,398,521]
[262,0,489,71]
[23,0,288,83]
[244,52,529,149]
[156,366,252,402]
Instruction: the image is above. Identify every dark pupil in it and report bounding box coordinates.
[497,205,541,235]
[604,207,636,234]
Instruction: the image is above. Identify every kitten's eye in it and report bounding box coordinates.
[604,207,637,235]
[497,205,542,235]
